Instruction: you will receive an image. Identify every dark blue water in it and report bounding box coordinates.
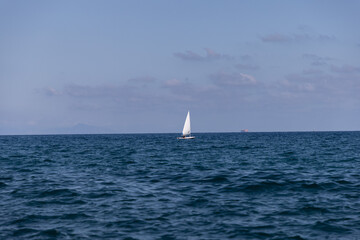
[1,132,360,239]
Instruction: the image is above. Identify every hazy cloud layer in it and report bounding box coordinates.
[280,68,360,103]
[174,48,232,61]
[330,64,360,73]
[260,33,335,43]
[30,63,360,134]
[210,72,257,87]
[302,54,333,66]
[62,84,132,98]
[42,63,360,109]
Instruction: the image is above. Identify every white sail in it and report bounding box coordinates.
[182,111,191,136]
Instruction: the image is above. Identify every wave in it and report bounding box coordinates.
[1,132,360,239]
[38,188,79,198]
[312,221,352,233]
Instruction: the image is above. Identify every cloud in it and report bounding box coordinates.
[63,84,123,98]
[281,77,315,92]
[161,79,198,102]
[210,72,257,87]
[265,71,334,102]
[43,80,186,110]
[330,64,360,73]
[262,72,334,106]
[276,67,360,104]
[204,48,232,60]
[56,83,171,113]
[43,87,62,96]
[43,77,157,99]
[39,65,360,124]
[173,50,203,61]
[174,48,232,61]
[302,53,332,66]
[260,33,335,44]
[159,74,265,110]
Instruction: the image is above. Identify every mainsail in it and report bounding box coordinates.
[182,111,191,136]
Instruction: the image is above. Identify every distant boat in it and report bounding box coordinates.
[177,111,195,139]
[241,129,249,133]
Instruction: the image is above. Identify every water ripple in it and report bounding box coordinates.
[0,132,360,239]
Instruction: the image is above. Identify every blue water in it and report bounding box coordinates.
[1,132,360,239]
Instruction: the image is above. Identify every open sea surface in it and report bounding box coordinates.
[1,132,360,239]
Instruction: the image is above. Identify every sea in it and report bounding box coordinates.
[0,132,360,240]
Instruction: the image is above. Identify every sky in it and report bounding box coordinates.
[1,0,360,134]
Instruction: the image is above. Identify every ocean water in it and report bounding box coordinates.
[0,132,360,240]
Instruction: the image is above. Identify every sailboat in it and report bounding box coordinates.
[177,111,195,139]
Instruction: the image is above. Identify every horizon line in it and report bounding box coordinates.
[1,130,359,137]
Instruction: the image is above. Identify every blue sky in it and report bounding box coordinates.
[1,0,360,134]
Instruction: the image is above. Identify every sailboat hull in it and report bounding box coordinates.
[177,136,195,139]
